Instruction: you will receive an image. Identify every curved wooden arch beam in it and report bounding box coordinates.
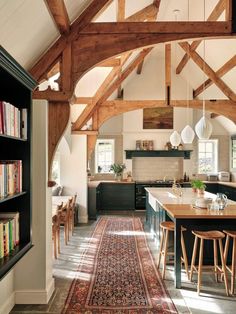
[72,21,231,86]
[87,134,98,161]
[97,99,236,128]
[48,101,70,183]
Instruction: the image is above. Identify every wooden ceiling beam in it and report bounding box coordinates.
[165,44,171,105]
[72,48,153,131]
[92,49,153,111]
[126,3,160,22]
[72,2,162,129]
[81,21,230,34]
[193,54,236,98]
[72,53,132,131]
[117,0,125,21]
[136,0,161,75]
[44,0,70,35]
[176,0,226,74]
[97,99,236,128]
[179,41,236,101]
[98,59,121,67]
[30,0,113,81]
[72,97,93,105]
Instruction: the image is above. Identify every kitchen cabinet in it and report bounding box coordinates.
[218,184,236,201]
[100,183,135,210]
[205,183,236,201]
[88,182,135,218]
[205,183,218,194]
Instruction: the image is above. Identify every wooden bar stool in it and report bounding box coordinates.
[223,230,236,295]
[190,230,229,296]
[157,221,189,280]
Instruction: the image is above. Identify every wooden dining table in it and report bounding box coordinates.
[145,187,236,288]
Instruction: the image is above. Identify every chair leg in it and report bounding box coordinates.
[181,231,189,280]
[213,239,219,282]
[64,224,67,245]
[53,231,57,259]
[190,236,198,282]
[162,229,169,279]
[221,235,230,282]
[197,238,204,295]
[219,238,229,296]
[57,227,60,254]
[72,210,75,235]
[231,238,236,295]
[157,227,164,269]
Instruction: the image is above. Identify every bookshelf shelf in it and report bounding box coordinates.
[0,46,37,280]
[0,242,33,279]
[0,134,27,141]
[0,192,27,204]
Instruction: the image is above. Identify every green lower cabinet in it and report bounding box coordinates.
[205,183,236,201]
[100,183,135,210]
[218,184,236,201]
[205,183,218,194]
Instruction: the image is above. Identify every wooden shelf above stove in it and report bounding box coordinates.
[125,150,192,160]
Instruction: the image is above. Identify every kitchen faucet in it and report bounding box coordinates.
[163,175,176,182]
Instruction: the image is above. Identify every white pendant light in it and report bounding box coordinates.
[170,130,181,147]
[195,115,212,139]
[195,2,213,140]
[180,1,195,144]
[181,125,195,143]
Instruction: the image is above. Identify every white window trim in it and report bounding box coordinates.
[95,139,115,174]
[198,139,218,174]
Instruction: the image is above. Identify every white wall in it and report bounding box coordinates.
[14,100,54,304]
[122,46,230,177]
[58,135,88,223]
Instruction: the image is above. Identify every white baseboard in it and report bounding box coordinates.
[78,214,88,223]
[15,278,55,304]
[0,292,15,314]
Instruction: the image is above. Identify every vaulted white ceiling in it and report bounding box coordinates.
[0,0,236,133]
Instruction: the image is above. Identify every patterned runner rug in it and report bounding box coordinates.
[62,217,177,313]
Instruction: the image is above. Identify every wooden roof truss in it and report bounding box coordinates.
[30,0,236,181]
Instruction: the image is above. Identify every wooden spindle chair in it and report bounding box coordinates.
[52,202,63,258]
[69,194,77,235]
[59,198,73,245]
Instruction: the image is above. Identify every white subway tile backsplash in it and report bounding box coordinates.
[132,157,183,181]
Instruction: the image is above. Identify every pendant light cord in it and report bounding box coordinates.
[187,0,190,124]
[203,0,206,117]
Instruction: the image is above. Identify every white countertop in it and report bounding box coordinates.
[145,187,235,208]
[145,187,213,207]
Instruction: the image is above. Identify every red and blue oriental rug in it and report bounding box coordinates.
[62,217,177,313]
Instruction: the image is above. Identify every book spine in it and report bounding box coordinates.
[21,108,27,140]
[0,223,3,258]
[3,221,9,256]
[8,219,13,251]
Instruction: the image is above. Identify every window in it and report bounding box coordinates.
[198,140,218,174]
[231,136,236,169]
[95,139,114,173]
[52,152,60,184]
[198,139,218,174]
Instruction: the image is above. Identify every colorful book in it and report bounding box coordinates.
[0,212,19,246]
[0,222,3,258]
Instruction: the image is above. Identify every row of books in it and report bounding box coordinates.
[0,212,19,258]
[0,161,22,198]
[0,101,27,139]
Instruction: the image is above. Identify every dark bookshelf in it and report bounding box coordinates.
[0,46,37,280]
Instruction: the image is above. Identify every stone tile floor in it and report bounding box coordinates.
[11,211,236,314]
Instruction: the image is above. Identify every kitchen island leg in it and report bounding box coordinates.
[174,219,182,288]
